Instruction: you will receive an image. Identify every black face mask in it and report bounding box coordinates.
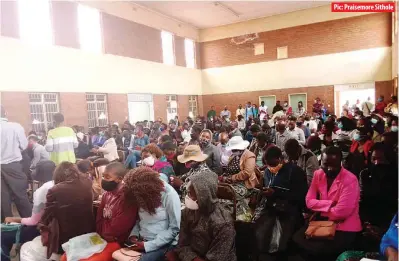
[322,167,341,179]
[101,180,119,192]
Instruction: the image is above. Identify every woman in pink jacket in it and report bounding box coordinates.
[292,146,362,261]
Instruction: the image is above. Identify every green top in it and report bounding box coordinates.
[45,126,78,165]
[207,110,216,119]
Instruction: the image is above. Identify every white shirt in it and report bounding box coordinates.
[259,106,268,120]
[236,108,246,117]
[287,127,306,145]
[304,120,318,133]
[237,119,246,130]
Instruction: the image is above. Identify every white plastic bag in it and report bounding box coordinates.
[62,232,107,261]
[268,217,282,253]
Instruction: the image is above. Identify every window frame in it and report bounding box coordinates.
[86,93,109,128]
[161,31,176,65]
[188,95,198,118]
[184,38,196,69]
[28,93,60,132]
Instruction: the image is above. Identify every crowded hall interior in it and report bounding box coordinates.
[0,1,399,261]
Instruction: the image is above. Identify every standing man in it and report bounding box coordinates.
[272,101,284,114]
[361,97,374,116]
[1,106,32,221]
[220,106,231,119]
[259,101,268,122]
[236,104,246,119]
[207,106,216,120]
[28,134,50,173]
[286,116,306,145]
[45,113,78,165]
[245,101,254,121]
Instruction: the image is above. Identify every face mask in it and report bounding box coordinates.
[268,163,283,175]
[353,133,361,141]
[101,179,119,192]
[338,123,343,129]
[284,103,288,107]
[99,131,104,136]
[166,153,176,160]
[378,98,383,102]
[391,126,398,132]
[142,156,155,167]
[371,118,378,124]
[185,161,200,169]
[184,195,199,210]
[200,139,210,148]
[322,167,341,179]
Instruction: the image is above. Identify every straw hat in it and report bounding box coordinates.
[177,145,208,163]
[226,136,250,151]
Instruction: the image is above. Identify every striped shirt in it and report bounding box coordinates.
[45,126,78,165]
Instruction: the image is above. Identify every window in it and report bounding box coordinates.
[78,4,102,53]
[184,39,196,68]
[29,93,60,132]
[86,94,108,128]
[188,95,198,118]
[166,95,178,122]
[161,31,175,65]
[18,0,52,45]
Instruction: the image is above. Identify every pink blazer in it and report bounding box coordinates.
[306,168,362,232]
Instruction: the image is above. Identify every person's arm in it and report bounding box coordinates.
[45,131,54,152]
[211,148,222,175]
[380,215,398,257]
[232,155,255,182]
[298,129,306,145]
[327,179,360,221]
[205,222,236,261]
[72,132,79,149]
[97,142,112,154]
[17,125,28,151]
[306,172,334,212]
[305,155,319,185]
[144,189,181,252]
[21,210,44,226]
[176,210,198,261]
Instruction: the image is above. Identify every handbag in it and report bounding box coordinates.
[1,223,22,259]
[305,213,336,240]
[112,248,142,261]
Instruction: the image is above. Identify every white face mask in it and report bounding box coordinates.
[142,156,155,167]
[184,195,199,210]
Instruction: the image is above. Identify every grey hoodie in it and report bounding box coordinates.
[176,171,237,261]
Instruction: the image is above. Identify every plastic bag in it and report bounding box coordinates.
[62,232,107,261]
[268,217,282,253]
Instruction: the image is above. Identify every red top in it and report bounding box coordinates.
[350,140,374,164]
[96,184,138,244]
[375,101,387,114]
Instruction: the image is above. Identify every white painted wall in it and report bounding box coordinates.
[201,47,392,95]
[0,37,202,95]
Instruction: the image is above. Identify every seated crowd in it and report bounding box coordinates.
[0,96,398,261]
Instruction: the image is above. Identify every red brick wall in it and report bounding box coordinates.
[153,95,167,122]
[175,36,186,67]
[51,1,79,49]
[375,80,394,100]
[59,93,88,130]
[107,94,128,125]
[201,85,335,119]
[1,92,31,132]
[177,95,189,119]
[200,13,392,69]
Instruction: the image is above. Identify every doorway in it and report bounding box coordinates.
[334,83,375,116]
[127,94,154,124]
[259,95,276,115]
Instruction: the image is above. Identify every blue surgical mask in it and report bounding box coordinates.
[371,118,378,124]
[353,133,361,141]
[338,123,343,129]
[391,126,398,132]
[160,127,164,131]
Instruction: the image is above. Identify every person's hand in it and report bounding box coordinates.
[131,241,145,252]
[225,177,233,184]
[91,148,98,154]
[4,217,21,224]
[386,247,398,261]
[262,187,274,197]
[170,176,183,189]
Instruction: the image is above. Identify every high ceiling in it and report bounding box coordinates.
[134,1,330,29]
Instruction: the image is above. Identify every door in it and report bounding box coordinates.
[289,93,307,112]
[259,96,276,115]
[128,102,154,124]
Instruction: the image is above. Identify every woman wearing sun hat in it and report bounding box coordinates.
[170,145,217,201]
[223,136,260,221]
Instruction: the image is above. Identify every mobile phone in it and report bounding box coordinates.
[124,242,137,248]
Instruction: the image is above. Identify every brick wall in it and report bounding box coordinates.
[59,93,88,130]
[175,36,186,67]
[107,94,128,125]
[1,0,19,39]
[1,92,31,131]
[375,80,394,100]
[177,95,189,120]
[153,95,167,122]
[200,13,392,69]
[201,85,335,119]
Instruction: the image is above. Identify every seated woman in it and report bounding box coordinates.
[359,143,398,229]
[2,167,56,261]
[20,162,95,261]
[292,146,362,261]
[223,136,260,221]
[346,127,374,177]
[171,145,210,199]
[168,171,235,261]
[123,167,181,261]
[337,214,398,261]
[78,158,110,200]
[254,146,307,261]
[141,143,175,182]
[91,131,119,162]
[199,129,222,174]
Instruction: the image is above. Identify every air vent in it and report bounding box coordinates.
[277,46,288,59]
[254,43,264,56]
